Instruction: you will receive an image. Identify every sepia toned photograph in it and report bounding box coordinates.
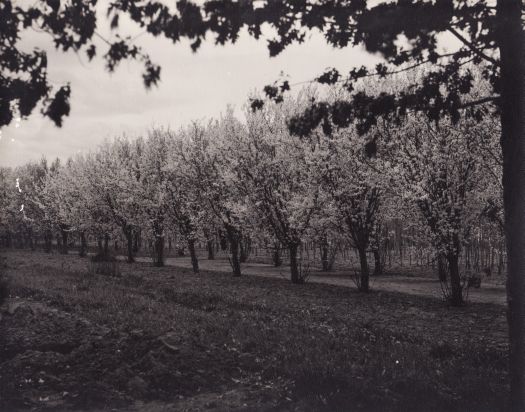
[0,1,523,411]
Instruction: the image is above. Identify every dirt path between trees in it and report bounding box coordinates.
[129,256,507,306]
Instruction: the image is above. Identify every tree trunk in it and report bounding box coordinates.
[133,231,139,253]
[79,232,87,257]
[395,219,403,266]
[230,239,241,276]
[56,233,62,252]
[320,236,329,271]
[188,238,199,273]
[447,253,463,306]
[60,229,68,254]
[207,239,215,260]
[240,236,250,263]
[289,242,302,284]
[357,247,369,293]
[125,229,134,263]
[272,243,282,267]
[438,253,448,283]
[226,226,241,276]
[154,235,164,267]
[219,231,228,251]
[103,233,109,257]
[499,244,505,276]
[497,1,525,408]
[373,249,382,275]
[44,230,51,253]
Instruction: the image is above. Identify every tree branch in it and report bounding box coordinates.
[459,95,499,109]
[447,27,499,66]
[291,53,457,88]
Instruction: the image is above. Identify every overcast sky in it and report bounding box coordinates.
[0,3,388,168]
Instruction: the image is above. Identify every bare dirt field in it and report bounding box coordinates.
[0,249,509,411]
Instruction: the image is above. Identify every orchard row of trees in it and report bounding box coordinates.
[4,0,525,407]
[0,85,502,305]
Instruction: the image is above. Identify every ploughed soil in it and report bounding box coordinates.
[0,250,509,411]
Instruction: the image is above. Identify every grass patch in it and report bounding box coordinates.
[0,249,509,411]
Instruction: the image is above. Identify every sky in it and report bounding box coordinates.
[0,2,386,168]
